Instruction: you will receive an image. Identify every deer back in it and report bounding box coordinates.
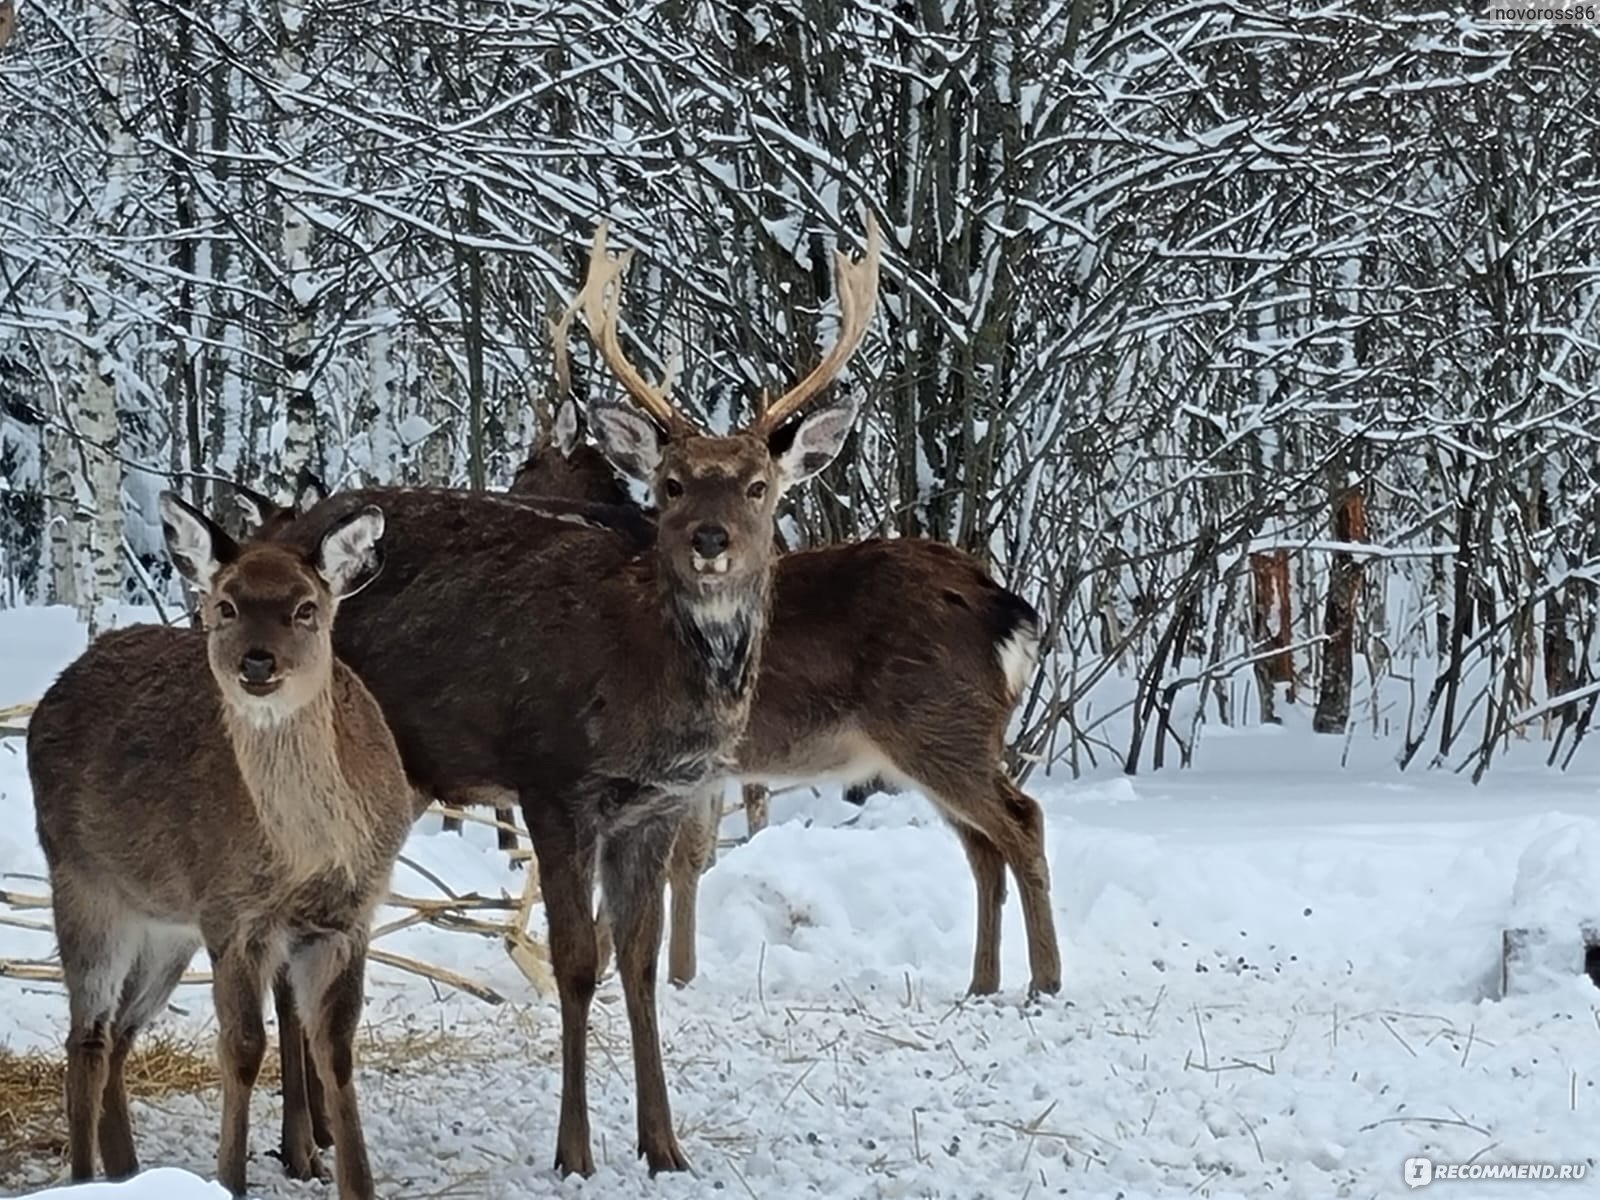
[270,487,742,811]
[508,400,1039,783]
[734,538,1041,777]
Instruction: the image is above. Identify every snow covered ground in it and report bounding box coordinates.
[3,606,1598,1199]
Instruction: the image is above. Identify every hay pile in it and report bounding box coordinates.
[0,1032,245,1180]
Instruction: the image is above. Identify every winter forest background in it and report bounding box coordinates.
[1,2,1597,782]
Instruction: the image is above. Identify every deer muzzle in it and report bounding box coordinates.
[239,650,281,694]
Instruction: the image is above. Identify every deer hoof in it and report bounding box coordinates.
[279,1145,329,1183]
[641,1136,691,1175]
[553,1146,596,1178]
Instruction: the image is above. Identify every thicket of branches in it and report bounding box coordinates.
[2,2,1598,779]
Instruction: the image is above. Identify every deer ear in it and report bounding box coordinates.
[553,396,583,458]
[232,483,277,529]
[294,467,330,516]
[160,491,239,593]
[769,397,857,493]
[590,398,665,482]
[317,505,385,599]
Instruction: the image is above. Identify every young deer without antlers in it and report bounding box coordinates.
[512,393,1062,997]
[27,494,410,1199]
[268,217,882,1176]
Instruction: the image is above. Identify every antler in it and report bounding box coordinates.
[751,213,883,436]
[547,291,581,409]
[578,222,697,436]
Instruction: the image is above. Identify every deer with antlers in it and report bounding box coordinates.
[265,217,881,1175]
[28,495,409,1199]
[510,383,1060,998]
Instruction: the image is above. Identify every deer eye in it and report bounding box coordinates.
[216,599,238,620]
[746,480,768,500]
[664,478,684,500]
[294,601,317,624]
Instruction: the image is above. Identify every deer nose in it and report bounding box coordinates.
[691,524,729,559]
[240,650,276,683]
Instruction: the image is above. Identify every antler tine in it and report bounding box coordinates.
[578,222,692,434]
[753,212,883,435]
[547,291,581,409]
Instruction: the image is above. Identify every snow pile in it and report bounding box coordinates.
[1509,820,1600,931]
[1503,820,1600,995]
[29,1169,226,1198]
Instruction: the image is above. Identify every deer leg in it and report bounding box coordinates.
[273,969,327,1180]
[294,936,376,1200]
[593,898,614,981]
[898,750,1062,998]
[601,810,689,1174]
[306,1029,333,1148]
[59,902,141,1182]
[64,1014,112,1181]
[529,819,600,1177]
[96,1027,139,1179]
[742,782,769,836]
[949,824,1008,996]
[98,926,194,1179]
[496,804,520,855]
[994,775,1062,996]
[667,789,719,987]
[212,944,271,1197]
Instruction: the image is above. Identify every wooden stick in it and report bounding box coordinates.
[0,958,209,987]
[505,932,555,996]
[2,888,516,918]
[368,912,427,941]
[502,851,554,996]
[1,813,541,1008]
[386,892,516,913]
[431,805,521,839]
[0,913,52,933]
[366,948,506,1005]
[0,700,35,724]
[0,950,510,1006]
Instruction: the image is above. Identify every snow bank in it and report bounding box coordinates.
[29,1169,227,1197]
[1509,820,1600,932]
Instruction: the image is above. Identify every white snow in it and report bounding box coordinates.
[30,1170,227,1197]
[2,609,1599,1198]
[394,414,438,447]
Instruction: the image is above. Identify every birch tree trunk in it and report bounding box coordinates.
[76,0,133,635]
[271,0,318,500]
[43,420,79,609]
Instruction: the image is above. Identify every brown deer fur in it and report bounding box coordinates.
[28,494,409,1199]
[512,399,1061,999]
[262,218,881,1177]
[268,457,837,1175]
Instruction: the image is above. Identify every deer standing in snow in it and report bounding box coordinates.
[512,378,1060,997]
[267,217,881,1175]
[27,494,410,1199]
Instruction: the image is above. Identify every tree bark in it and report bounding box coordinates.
[272,0,319,500]
[1313,485,1367,734]
[78,0,134,635]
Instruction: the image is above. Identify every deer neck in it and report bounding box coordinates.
[221,680,364,882]
[663,568,770,709]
